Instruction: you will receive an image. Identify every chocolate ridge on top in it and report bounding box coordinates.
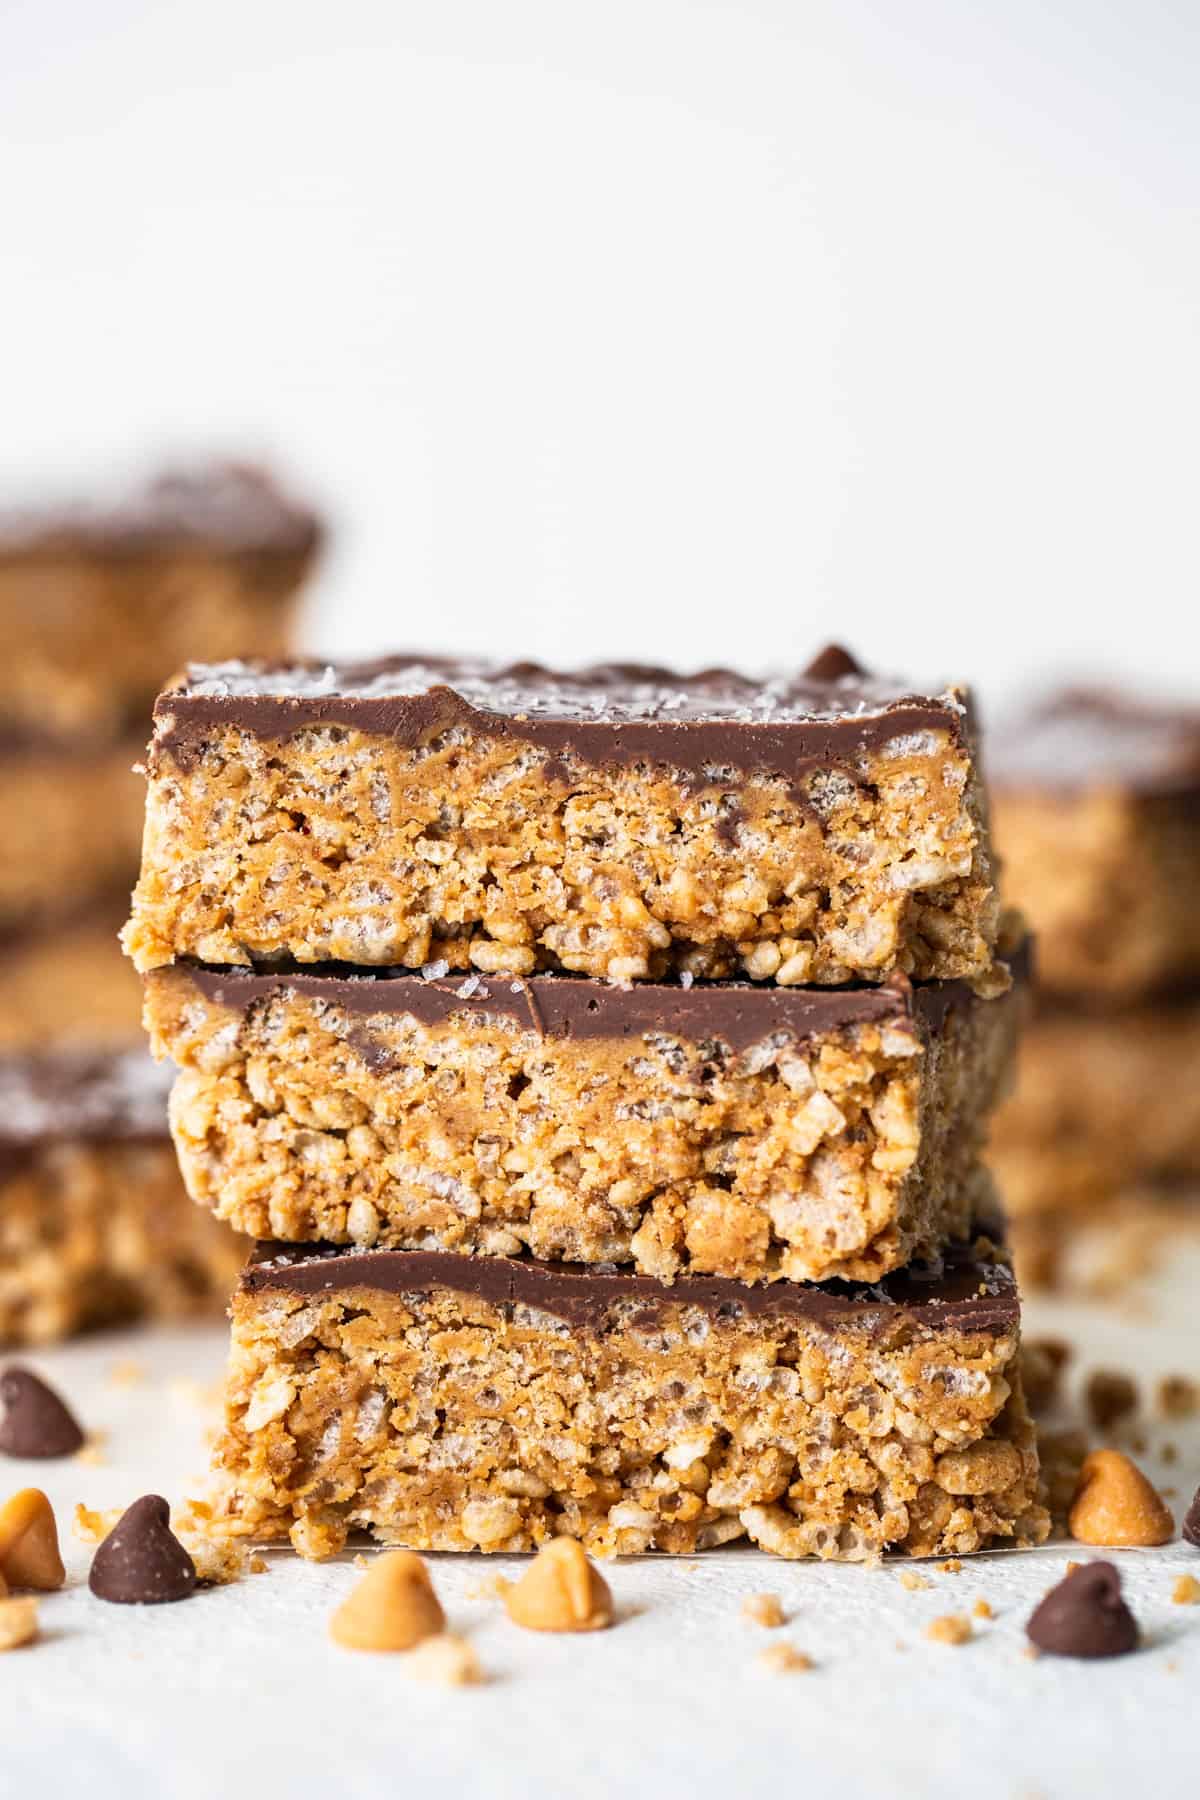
[147,646,973,788]
[173,944,1026,1058]
[0,462,322,561]
[241,1238,1020,1336]
[991,689,1200,797]
[0,1050,170,1156]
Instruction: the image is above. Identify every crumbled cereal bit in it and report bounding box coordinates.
[899,1570,932,1592]
[756,1642,814,1674]
[1066,1560,1081,1575]
[1172,1575,1200,1606]
[0,1597,38,1650]
[1068,1449,1174,1547]
[742,1592,785,1628]
[75,1442,107,1468]
[353,1553,369,1571]
[925,1615,972,1646]
[405,1633,483,1685]
[1130,1433,1148,1455]
[72,1503,124,1545]
[1158,1376,1199,1420]
[179,1532,248,1587]
[249,1555,269,1575]
[973,1598,993,1620]
[1084,1369,1139,1432]
[108,1360,146,1388]
[1021,1337,1073,1412]
[938,1558,962,1574]
[1161,1442,1178,1465]
[466,1573,511,1603]
[1039,1429,1089,1521]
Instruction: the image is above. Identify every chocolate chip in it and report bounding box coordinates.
[803,644,864,682]
[0,1367,85,1459]
[1026,1561,1139,1658]
[88,1496,196,1605]
[1184,1487,1200,1549]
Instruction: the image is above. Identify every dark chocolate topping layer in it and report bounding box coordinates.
[150,648,971,786]
[0,1050,170,1150]
[992,689,1200,795]
[242,1238,1019,1336]
[176,953,1017,1057]
[0,462,322,560]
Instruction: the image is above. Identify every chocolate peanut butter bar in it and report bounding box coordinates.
[212,1234,1048,1561]
[993,690,1200,998]
[0,732,144,930]
[0,900,141,1049]
[0,1050,241,1344]
[992,997,1200,1218]
[123,648,1002,989]
[0,463,322,743]
[146,952,1023,1284]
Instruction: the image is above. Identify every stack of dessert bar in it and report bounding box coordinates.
[126,648,1048,1561]
[990,689,1200,1282]
[0,464,321,1342]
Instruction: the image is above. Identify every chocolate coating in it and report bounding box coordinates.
[88,1496,197,1605]
[177,949,1021,1067]
[149,650,972,791]
[992,689,1200,796]
[1025,1562,1140,1658]
[0,1051,170,1151]
[242,1237,1019,1336]
[0,462,322,560]
[0,1368,85,1459]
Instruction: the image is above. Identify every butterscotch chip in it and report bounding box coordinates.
[1172,1575,1200,1605]
[973,1598,993,1620]
[0,1596,38,1650]
[503,1538,613,1633]
[742,1592,785,1628]
[1085,1370,1139,1431]
[405,1633,483,1685]
[330,1551,446,1652]
[0,1489,64,1590]
[1068,1450,1174,1547]
[756,1643,814,1674]
[925,1615,972,1645]
[1158,1376,1199,1420]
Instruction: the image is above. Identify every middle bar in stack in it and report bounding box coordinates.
[126,649,1047,1560]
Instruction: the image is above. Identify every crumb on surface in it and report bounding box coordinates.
[742,1592,785,1628]
[973,1598,993,1620]
[108,1360,146,1388]
[405,1633,483,1686]
[756,1642,814,1674]
[925,1615,972,1646]
[0,1597,38,1651]
[938,1558,962,1574]
[1172,1575,1200,1606]
[1084,1369,1139,1432]
[899,1570,932,1592]
[72,1502,124,1545]
[1157,1375,1199,1420]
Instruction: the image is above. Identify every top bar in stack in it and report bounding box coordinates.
[123,646,1003,988]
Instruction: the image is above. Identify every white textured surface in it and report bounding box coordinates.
[1,1254,1197,1800]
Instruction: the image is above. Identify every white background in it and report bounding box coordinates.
[2,0,1197,701]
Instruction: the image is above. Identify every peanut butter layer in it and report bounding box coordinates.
[0,463,321,742]
[123,649,1002,988]
[991,998,1200,1218]
[993,690,1200,998]
[0,901,141,1049]
[0,1051,240,1343]
[146,958,1020,1284]
[210,1238,1049,1562]
[0,736,144,930]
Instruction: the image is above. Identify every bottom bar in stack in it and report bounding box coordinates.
[213,1232,1049,1562]
[0,1050,242,1344]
